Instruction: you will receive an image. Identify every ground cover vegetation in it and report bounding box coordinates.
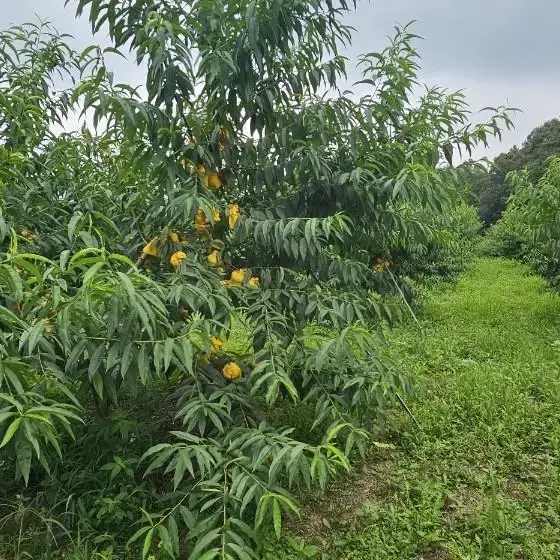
[271,259,560,560]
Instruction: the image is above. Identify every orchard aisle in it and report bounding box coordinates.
[279,259,560,559]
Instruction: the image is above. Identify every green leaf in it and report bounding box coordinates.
[138,345,149,384]
[164,338,174,372]
[167,516,180,555]
[68,213,83,241]
[189,528,221,559]
[116,271,136,302]
[173,449,188,490]
[88,344,105,382]
[27,321,45,355]
[0,416,21,447]
[82,261,106,286]
[65,339,87,376]
[121,342,134,378]
[273,497,282,538]
[91,372,104,400]
[142,528,154,559]
[255,493,270,529]
[179,338,194,374]
[157,525,174,557]
[127,525,151,547]
[15,438,32,485]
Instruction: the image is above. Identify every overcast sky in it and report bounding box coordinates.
[3,0,559,160]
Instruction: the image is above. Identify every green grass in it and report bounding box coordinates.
[273,258,560,559]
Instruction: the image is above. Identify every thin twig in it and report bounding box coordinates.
[387,268,421,328]
[393,390,421,429]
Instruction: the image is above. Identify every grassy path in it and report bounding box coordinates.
[278,258,560,559]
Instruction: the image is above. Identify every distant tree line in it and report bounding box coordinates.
[468,118,560,226]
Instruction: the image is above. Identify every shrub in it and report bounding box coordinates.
[396,202,483,284]
[484,157,560,287]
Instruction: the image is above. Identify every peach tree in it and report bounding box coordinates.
[0,2,512,557]
[487,158,560,285]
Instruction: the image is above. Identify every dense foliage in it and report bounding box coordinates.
[395,202,482,284]
[483,157,560,287]
[0,3,509,558]
[469,118,560,226]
